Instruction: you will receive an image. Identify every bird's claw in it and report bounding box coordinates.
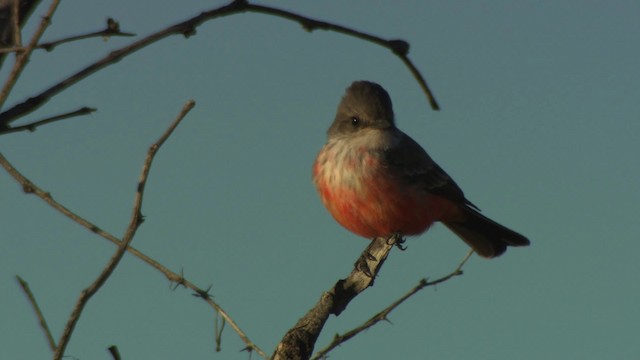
[389,232,407,250]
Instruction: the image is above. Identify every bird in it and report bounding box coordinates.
[312,81,529,258]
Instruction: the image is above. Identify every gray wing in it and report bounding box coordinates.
[383,132,479,210]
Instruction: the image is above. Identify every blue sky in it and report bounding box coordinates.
[1,1,639,359]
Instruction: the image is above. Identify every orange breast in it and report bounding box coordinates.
[314,148,457,239]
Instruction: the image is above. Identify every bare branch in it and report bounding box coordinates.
[312,250,473,359]
[272,235,400,360]
[51,100,194,360]
[0,17,135,55]
[0,0,61,109]
[0,0,238,128]
[190,278,265,357]
[0,142,266,357]
[2,2,445,357]
[0,101,265,357]
[0,0,439,130]
[0,106,96,134]
[37,18,135,51]
[0,0,40,52]
[10,0,21,47]
[15,275,56,351]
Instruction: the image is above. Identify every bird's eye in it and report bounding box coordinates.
[350,117,360,127]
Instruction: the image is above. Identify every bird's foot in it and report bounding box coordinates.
[389,232,407,250]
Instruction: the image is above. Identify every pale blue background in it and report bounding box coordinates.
[1,1,638,359]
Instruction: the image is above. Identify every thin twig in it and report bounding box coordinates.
[39,18,135,51]
[15,275,56,351]
[0,0,439,130]
[191,280,264,357]
[0,0,61,109]
[312,250,473,360]
[0,0,238,128]
[0,17,135,55]
[0,135,266,357]
[51,100,195,360]
[0,106,96,134]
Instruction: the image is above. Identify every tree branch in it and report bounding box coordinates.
[0,0,439,131]
[3,2,446,357]
[15,275,56,351]
[312,250,473,359]
[0,0,61,109]
[0,101,266,358]
[39,17,135,51]
[10,0,22,48]
[0,0,40,67]
[51,100,193,359]
[0,17,135,55]
[0,106,96,134]
[271,235,401,360]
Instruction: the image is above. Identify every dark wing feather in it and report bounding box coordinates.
[383,133,479,210]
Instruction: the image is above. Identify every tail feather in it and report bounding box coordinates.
[443,208,529,258]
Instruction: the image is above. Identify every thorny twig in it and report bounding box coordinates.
[48,100,194,360]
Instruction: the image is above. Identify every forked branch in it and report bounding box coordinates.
[272,235,401,360]
[312,250,473,359]
[51,100,195,360]
[0,0,438,132]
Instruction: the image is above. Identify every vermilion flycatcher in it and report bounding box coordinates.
[313,81,529,258]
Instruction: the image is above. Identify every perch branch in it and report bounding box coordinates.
[271,235,400,360]
[312,250,473,359]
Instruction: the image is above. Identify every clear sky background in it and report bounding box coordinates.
[1,1,638,359]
